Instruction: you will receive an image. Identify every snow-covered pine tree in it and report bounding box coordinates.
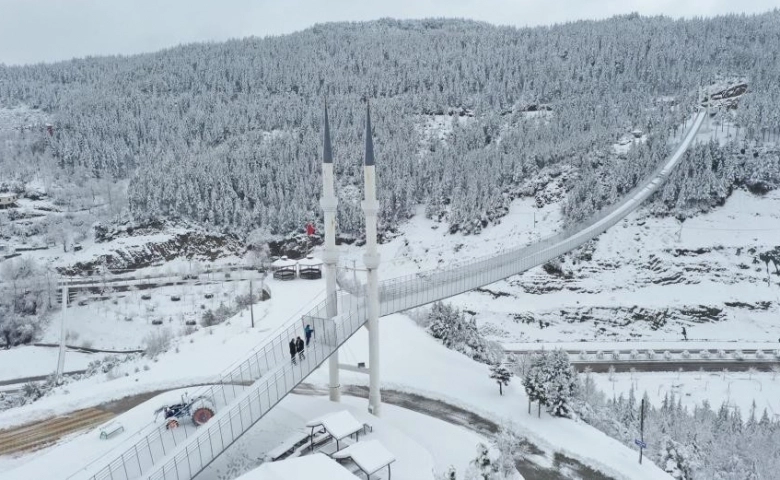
[489,363,513,395]
[470,443,498,480]
[522,353,548,417]
[427,302,501,365]
[544,349,578,418]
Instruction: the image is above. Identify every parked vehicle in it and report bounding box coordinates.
[154,393,215,429]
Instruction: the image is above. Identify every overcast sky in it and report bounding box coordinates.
[0,0,776,65]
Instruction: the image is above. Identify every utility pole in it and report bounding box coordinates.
[56,284,68,383]
[639,398,646,464]
[249,280,254,328]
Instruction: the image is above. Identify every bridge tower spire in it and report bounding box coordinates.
[320,100,341,402]
[362,101,382,416]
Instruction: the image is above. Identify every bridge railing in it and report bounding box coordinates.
[142,291,369,480]
[81,289,367,480]
[84,110,705,480]
[378,111,705,314]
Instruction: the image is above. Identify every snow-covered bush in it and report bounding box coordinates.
[144,328,173,359]
[200,301,235,327]
[427,302,501,365]
[611,350,620,360]
[733,349,743,360]
[493,428,524,479]
[468,443,498,480]
[660,437,696,480]
[181,324,197,336]
[681,350,691,359]
[647,349,656,360]
[579,350,588,360]
[435,466,457,480]
[630,349,639,360]
[774,349,780,359]
[755,349,765,359]
[663,350,672,360]
[699,350,711,359]
[717,349,726,359]
[596,350,604,360]
[21,380,47,402]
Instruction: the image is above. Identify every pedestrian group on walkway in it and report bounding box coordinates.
[289,324,315,365]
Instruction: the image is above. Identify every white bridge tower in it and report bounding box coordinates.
[320,102,341,402]
[320,101,382,415]
[362,103,382,416]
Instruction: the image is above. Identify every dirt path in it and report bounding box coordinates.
[0,385,227,456]
[0,408,115,456]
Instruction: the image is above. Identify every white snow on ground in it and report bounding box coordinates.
[424,189,780,345]
[589,370,780,418]
[2,389,450,480]
[339,199,560,280]
[0,277,325,430]
[240,453,358,480]
[40,271,275,350]
[0,310,661,479]
[0,346,95,384]
[306,315,668,480]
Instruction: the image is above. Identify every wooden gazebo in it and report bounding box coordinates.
[271,256,298,280]
[298,255,323,280]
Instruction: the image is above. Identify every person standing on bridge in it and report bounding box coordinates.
[289,339,297,365]
[682,326,688,341]
[296,336,305,361]
[305,324,314,346]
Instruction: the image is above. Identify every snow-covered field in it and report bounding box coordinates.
[0,346,94,384]
[589,370,780,419]
[40,271,279,350]
[0,277,326,427]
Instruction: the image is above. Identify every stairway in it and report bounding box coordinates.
[80,293,368,480]
[81,110,705,480]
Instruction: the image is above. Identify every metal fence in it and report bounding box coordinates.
[82,290,368,480]
[82,110,705,480]
[377,110,706,314]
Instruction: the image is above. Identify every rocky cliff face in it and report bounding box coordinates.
[451,190,780,343]
[59,230,243,276]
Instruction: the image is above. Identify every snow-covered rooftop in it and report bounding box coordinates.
[308,410,363,440]
[298,255,323,267]
[332,439,396,477]
[239,453,359,480]
[271,256,297,268]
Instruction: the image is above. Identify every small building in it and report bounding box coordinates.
[0,193,18,208]
[271,256,298,280]
[298,255,323,280]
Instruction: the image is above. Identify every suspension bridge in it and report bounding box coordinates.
[73,108,706,480]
